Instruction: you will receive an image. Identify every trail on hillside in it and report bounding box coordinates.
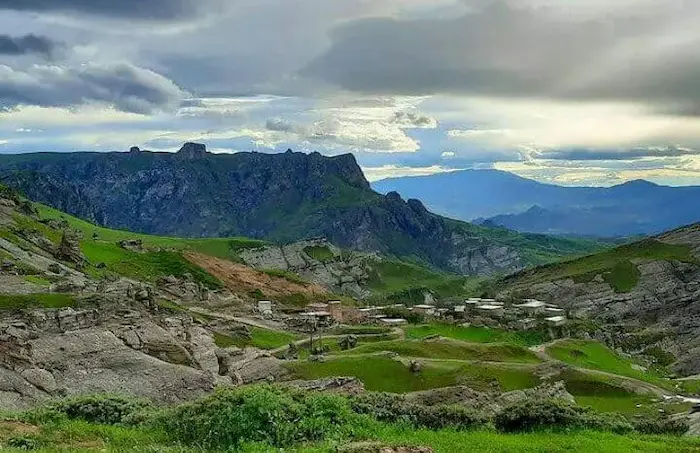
[185,252,327,297]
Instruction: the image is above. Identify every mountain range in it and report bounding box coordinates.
[0,143,602,276]
[372,170,700,237]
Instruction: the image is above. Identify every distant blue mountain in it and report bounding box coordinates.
[372,170,700,237]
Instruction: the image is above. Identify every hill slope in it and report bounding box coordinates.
[373,170,700,237]
[0,143,604,275]
[492,223,700,375]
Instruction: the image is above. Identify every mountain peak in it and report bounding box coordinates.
[615,179,658,188]
[176,142,208,159]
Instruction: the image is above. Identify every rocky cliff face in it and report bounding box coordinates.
[0,144,553,276]
[498,224,700,376]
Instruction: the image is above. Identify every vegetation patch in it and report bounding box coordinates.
[261,268,308,285]
[365,260,481,305]
[81,241,223,289]
[547,340,669,388]
[0,293,75,310]
[404,324,549,347]
[284,356,539,393]
[155,386,367,449]
[303,245,336,263]
[335,339,542,364]
[496,239,698,294]
[216,327,298,350]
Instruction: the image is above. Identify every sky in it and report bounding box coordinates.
[0,0,699,186]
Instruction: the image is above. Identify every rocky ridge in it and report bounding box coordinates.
[498,224,700,375]
[0,143,601,276]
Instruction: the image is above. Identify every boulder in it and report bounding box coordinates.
[26,328,214,403]
[186,327,220,375]
[117,239,144,252]
[54,230,86,267]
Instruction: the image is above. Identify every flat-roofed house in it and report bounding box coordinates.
[545,316,567,327]
[476,304,504,318]
[516,300,546,316]
[412,304,436,316]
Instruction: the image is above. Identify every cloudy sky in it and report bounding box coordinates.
[0,0,699,186]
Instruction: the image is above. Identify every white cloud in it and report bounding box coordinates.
[362,164,462,182]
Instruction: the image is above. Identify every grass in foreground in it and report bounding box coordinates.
[404,324,549,347]
[367,426,700,453]
[2,386,694,453]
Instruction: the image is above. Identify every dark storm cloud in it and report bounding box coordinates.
[544,146,700,161]
[0,0,206,20]
[304,1,700,111]
[0,34,57,58]
[0,62,184,114]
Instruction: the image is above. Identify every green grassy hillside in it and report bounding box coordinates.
[494,238,698,294]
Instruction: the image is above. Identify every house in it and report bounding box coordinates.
[412,304,436,316]
[545,316,567,327]
[544,307,565,316]
[516,300,546,316]
[476,304,504,318]
[307,302,329,311]
[380,318,408,326]
[328,300,343,322]
[257,300,273,316]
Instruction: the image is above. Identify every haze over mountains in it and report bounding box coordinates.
[373,170,700,238]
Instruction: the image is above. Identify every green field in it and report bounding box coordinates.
[284,356,540,393]
[214,326,299,350]
[546,340,669,388]
[404,324,549,347]
[336,339,542,363]
[364,259,483,304]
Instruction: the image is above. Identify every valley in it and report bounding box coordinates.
[0,171,699,452]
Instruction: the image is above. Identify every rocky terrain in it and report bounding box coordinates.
[497,224,700,376]
[0,143,603,276]
[0,189,296,409]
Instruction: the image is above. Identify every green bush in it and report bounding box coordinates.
[156,385,367,449]
[47,395,152,425]
[632,416,689,436]
[494,398,633,434]
[351,392,486,431]
[6,435,42,450]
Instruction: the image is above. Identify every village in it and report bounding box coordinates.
[255,296,570,338]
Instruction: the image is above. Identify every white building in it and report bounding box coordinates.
[413,304,436,315]
[516,300,546,315]
[545,316,567,327]
[476,304,504,317]
[257,300,273,315]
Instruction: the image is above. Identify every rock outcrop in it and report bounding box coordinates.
[498,224,700,375]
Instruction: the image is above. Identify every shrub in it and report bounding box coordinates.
[632,416,689,436]
[350,392,487,431]
[155,385,366,449]
[47,395,152,425]
[409,404,487,430]
[494,398,633,433]
[6,435,42,450]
